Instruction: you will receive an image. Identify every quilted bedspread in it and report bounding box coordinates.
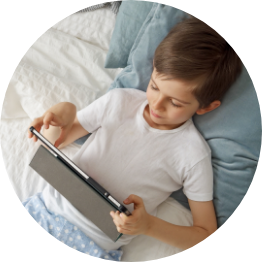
[0,9,122,201]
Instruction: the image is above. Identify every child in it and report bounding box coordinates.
[26,17,242,259]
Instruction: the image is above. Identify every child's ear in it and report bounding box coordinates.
[196,100,221,115]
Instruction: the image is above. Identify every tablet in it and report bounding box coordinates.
[29,126,131,217]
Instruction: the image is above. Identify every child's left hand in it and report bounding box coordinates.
[110,194,151,236]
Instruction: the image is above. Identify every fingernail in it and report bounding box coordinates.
[44,125,48,129]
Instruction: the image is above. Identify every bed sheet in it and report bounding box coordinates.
[0,8,193,261]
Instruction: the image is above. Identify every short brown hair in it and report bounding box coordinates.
[154,16,242,108]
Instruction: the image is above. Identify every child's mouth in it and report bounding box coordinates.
[151,109,161,118]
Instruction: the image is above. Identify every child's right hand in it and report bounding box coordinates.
[28,102,77,147]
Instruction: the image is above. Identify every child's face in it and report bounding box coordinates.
[145,69,201,130]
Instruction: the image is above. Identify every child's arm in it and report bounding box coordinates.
[145,199,217,249]
[110,195,217,250]
[43,116,88,149]
[28,102,89,148]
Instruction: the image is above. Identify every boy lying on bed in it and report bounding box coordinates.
[26,17,242,260]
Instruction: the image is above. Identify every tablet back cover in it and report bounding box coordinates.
[29,145,121,242]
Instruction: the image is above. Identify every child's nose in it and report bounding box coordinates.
[153,96,164,110]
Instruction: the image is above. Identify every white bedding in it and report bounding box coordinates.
[0,8,192,261]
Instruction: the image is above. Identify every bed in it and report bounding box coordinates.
[0,1,260,261]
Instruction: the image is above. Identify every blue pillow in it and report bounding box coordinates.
[109,3,261,227]
[109,3,187,91]
[104,1,154,68]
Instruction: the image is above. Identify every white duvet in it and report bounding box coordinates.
[0,8,192,261]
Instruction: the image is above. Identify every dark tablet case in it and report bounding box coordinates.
[29,145,122,242]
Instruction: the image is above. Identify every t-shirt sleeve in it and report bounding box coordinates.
[183,154,213,202]
[77,89,116,133]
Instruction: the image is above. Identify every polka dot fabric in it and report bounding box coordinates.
[23,193,122,261]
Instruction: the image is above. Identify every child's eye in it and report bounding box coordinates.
[151,85,157,90]
[150,85,180,107]
[171,100,180,107]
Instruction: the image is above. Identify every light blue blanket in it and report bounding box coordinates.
[23,193,122,261]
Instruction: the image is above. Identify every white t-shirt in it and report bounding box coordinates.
[42,88,213,250]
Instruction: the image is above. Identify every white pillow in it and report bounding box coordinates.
[121,197,193,261]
